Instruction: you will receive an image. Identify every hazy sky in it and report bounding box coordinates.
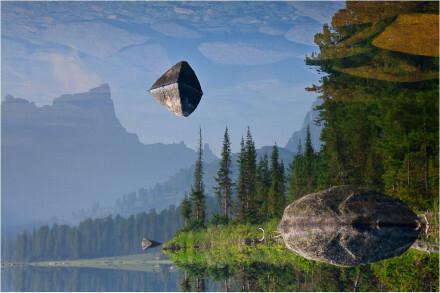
[1,1,345,155]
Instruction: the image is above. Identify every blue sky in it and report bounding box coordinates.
[1,1,345,155]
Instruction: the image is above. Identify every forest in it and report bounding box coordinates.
[3,1,438,267]
[2,207,183,262]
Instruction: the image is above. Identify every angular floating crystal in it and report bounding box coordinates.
[149,61,203,117]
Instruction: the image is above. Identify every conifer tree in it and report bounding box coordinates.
[236,127,257,223]
[214,127,233,218]
[288,140,306,201]
[180,192,192,225]
[304,124,315,193]
[190,127,206,222]
[256,152,270,221]
[268,143,285,218]
[236,137,247,222]
[245,127,257,218]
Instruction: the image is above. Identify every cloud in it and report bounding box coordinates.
[285,22,323,46]
[258,24,286,36]
[38,52,102,94]
[174,7,195,14]
[44,22,149,57]
[238,78,282,92]
[287,2,346,24]
[198,42,294,65]
[150,22,202,38]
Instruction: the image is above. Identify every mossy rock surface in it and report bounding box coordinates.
[278,186,419,228]
[278,186,420,266]
[280,224,419,266]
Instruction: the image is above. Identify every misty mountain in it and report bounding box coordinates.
[82,144,294,220]
[1,84,209,226]
[83,101,322,220]
[285,99,323,153]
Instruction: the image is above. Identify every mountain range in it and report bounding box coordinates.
[2,84,322,227]
[1,84,214,226]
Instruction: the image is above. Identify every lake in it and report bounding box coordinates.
[3,229,438,292]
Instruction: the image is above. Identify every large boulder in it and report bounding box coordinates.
[277,186,420,266]
[278,186,419,227]
[279,224,419,266]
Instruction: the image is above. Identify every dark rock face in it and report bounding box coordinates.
[278,186,420,266]
[149,61,203,117]
[278,186,419,227]
[142,238,161,250]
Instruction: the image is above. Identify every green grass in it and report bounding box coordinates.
[163,219,280,250]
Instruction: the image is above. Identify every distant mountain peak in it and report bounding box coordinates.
[89,83,110,93]
[285,99,323,154]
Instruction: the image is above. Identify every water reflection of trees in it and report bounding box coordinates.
[2,265,182,292]
[168,246,438,292]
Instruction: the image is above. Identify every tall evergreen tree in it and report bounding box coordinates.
[190,127,206,221]
[180,192,192,225]
[256,152,271,221]
[268,144,286,218]
[304,124,315,194]
[245,127,257,219]
[236,128,258,223]
[288,140,305,201]
[236,137,247,222]
[213,127,233,217]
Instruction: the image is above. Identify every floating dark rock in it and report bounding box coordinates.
[142,238,161,250]
[149,61,203,117]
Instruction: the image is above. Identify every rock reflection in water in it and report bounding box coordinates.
[279,224,420,266]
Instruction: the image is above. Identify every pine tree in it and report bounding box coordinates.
[256,152,270,221]
[268,143,285,218]
[304,124,315,194]
[213,127,234,218]
[180,193,192,225]
[236,137,247,222]
[190,127,206,222]
[245,127,257,219]
[288,140,304,201]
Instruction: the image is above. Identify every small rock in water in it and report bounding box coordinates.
[142,238,161,250]
[149,61,203,117]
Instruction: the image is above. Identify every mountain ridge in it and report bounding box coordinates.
[1,84,206,226]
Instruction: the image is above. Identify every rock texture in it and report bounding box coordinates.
[149,61,203,117]
[280,224,419,266]
[142,238,161,250]
[278,186,419,227]
[277,186,420,266]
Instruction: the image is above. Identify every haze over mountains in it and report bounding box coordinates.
[2,84,322,227]
[1,84,207,226]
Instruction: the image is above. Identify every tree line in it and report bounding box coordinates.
[180,126,309,226]
[2,206,183,262]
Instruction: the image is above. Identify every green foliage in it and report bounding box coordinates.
[268,144,286,219]
[209,214,230,226]
[235,128,258,223]
[179,193,192,225]
[190,127,206,222]
[213,127,234,218]
[255,152,271,220]
[305,1,438,212]
[7,206,183,262]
